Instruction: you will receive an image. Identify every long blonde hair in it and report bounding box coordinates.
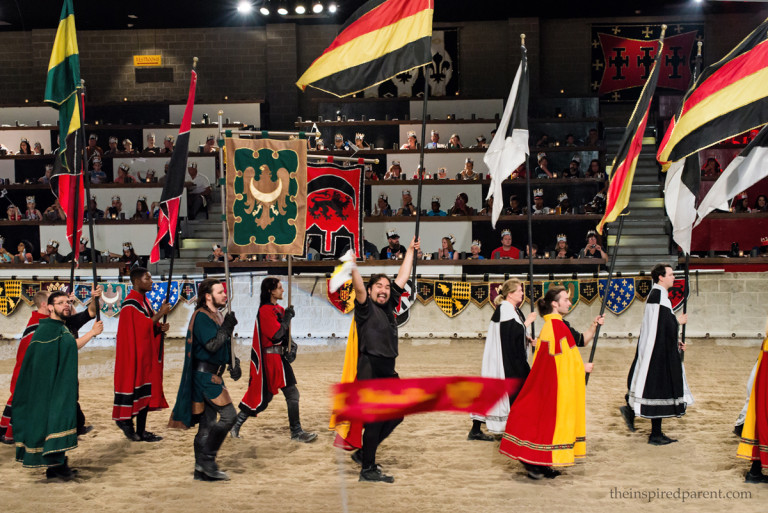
[493,278,522,306]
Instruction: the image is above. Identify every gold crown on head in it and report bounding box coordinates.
[431,196,440,203]
[586,230,597,239]
[48,239,59,248]
[122,139,132,146]
[557,233,567,242]
[123,242,133,250]
[378,193,388,201]
[471,240,481,248]
[431,129,438,136]
[109,136,118,143]
[391,160,400,167]
[355,132,364,139]
[138,196,147,202]
[402,189,411,196]
[119,163,130,171]
[26,196,35,203]
[558,192,569,202]
[448,234,456,245]
[501,229,512,238]
[407,130,416,138]
[386,228,399,238]
[533,188,544,198]
[80,236,88,244]
[112,195,121,202]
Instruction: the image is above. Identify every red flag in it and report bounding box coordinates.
[150,67,197,263]
[331,376,522,423]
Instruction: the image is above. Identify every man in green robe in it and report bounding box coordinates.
[13,290,80,479]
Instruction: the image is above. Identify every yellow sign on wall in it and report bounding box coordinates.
[133,55,162,67]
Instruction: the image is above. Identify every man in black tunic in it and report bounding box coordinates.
[621,263,693,445]
[349,236,419,483]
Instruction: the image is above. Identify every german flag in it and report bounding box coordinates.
[658,18,768,165]
[597,34,664,234]
[296,0,433,98]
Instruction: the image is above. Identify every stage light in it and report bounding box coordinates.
[260,0,270,15]
[277,0,288,15]
[328,2,337,13]
[237,1,253,13]
[295,1,306,14]
[312,0,323,13]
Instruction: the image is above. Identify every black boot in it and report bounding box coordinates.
[467,419,494,441]
[619,405,635,432]
[198,423,231,481]
[230,411,249,439]
[287,401,317,443]
[116,419,140,441]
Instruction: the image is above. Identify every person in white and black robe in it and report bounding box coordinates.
[620,264,693,445]
[469,278,536,440]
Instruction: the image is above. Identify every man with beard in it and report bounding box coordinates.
[170,279,241,481]
[379,228,406,260]
[621,263,693,445]
[347,236,419,483]
[12,291,99,479]
[113,267,170,442]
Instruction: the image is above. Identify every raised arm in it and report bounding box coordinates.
[351,262,367,304]
[395,237,419,289]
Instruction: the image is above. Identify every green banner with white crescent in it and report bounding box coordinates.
[226,138,307,255]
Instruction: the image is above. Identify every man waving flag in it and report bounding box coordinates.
[45,0,84,261]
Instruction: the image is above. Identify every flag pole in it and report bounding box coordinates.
[680,41,701,363]
[218,110,236,370]
[519,35,536,345]
[79,80,100,320]
[410,63,430,286]
[585,215,625,385]
[67,99,84,293]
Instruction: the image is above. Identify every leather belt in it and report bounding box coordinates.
[264,346,284,355]
[195,361,225,376]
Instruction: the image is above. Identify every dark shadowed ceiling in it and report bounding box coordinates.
[0,0,765,31]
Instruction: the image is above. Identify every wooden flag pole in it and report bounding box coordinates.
[218,109,236,371]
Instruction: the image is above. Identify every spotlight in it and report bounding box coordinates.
[328,2,337,13]
[312,0,323,13]
[277,0,288,15]
[295,1,306,14]
[237,1,253,13]
[259,0,270,15]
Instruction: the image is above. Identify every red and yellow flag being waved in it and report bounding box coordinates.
[597,30,665,234]
[332,376,522,423]
[296,0,433,97]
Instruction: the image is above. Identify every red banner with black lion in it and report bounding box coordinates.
[306,161,364,258]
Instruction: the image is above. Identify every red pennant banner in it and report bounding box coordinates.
[332,376,523,423]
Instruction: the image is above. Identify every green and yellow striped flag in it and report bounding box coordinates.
[44,0,80,172]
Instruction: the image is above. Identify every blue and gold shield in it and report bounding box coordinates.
[598,277,635,315]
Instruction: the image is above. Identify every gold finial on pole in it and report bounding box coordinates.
[193,56,199,69]
[697,40,703,57]
[660,24,667,40]
[521,33,526,48]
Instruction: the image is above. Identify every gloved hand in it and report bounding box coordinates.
[284,305,296,321]
[229,356,242,381]
[222,312,238,332]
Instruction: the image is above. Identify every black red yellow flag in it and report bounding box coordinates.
[296,0,433,97]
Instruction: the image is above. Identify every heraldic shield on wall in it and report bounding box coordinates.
[226,138,307,256]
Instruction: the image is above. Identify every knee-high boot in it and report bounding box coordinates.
[230,411,249,438]
[287,400,317,443]
[198,403,237,481]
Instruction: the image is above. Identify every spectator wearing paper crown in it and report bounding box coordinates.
[557,192,574,214]
[315,138,325,151]
[379,228,406,260]
[578,231,608,260]
[85,196,104,220]
[492,229,521,260]
[758,236,768,256]
[400,130,419,150]
[7,204,22,221]
[584,191,606,215]
[372,193,393,217]
[425,130,442,149]
[121,138,136,155]
[115,162,136,184]
[384,160,404,180]
[203,134,217,153]
[436,167,449,180]
[427,196,447,217]
[551,234,575,259]
[161,135,174,154]
[208,243,237,262]
[733,192,751,213]
[437,234,459,260]
[14,240,34,263]
[457,158,481,181]
[18,138,32,155]
[412,165,430,180]
[38,164,54,185]
[104,136,120,155]
[40,239,66,264]
[534,152,554,179]
[397,189,417,216]
[107,195,123,219]
[354,132,370,150]
[90,157,107,184]
[144,133,160,154]
[468,240,485,260]
[524,189,550,215]
[563,155,582,179]
[43,198,65,221]
[24,196,42,221]
[363,165,378,181]
[65,236,100,264]
[32,141,44,155]
[86,134,103,161]
[333,133,349,151]
[132,197,150,220]
[471,135,488,149]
